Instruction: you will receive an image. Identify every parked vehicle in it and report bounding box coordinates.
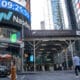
[0,65,10,76]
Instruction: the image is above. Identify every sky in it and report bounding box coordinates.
[31,0,44,30]
[31,0,69,30]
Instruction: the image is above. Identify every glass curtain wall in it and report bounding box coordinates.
[72,0,80,29]
[51,0,63,30]
[71,0,80,56]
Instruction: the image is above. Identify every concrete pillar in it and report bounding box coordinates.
[33,41,36,71]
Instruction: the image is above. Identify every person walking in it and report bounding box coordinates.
[73,54,80,78]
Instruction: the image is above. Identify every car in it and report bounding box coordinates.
[0,65,10,77]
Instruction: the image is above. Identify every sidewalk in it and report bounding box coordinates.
[0,70,80,80]
[18,70,74,74]
[18,70,80,80]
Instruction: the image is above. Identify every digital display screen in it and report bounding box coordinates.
[0,9,30,29]
[11,0,30,12]
[30,55,34,62]
[0,0,31,23]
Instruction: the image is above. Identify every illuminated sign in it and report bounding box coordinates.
[0,0,30,23]
[11,0,27,7]
[0,11,13,21]
[11,0,30,12]
[13,15,29,28]
[0,9,30,29]
[10,33,17,43]
[30,55,34,62]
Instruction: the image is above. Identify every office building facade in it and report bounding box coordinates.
[48,0,71,30]
[50,0,63,30]
[71,0,80,29]
[65,0,80,56]
[69,0,80,53]
[42,0,54,30]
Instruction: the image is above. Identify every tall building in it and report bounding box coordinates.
[47,0,71,30]
[40,0,62,30]
[40,21,45,30]
[65,0,80,54]
[50,0,63,30]
[31,0,72,30]
[60,0,72,30]
[67,0,80,53]
[41,0,54,30]
[71,0,80,29]
[65,0,77,30]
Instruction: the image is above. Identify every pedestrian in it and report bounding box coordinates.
[8,57,17,79]
[73,54,80,78]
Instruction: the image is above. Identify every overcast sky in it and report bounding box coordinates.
[31,0,44,30]
[31,0,69,30]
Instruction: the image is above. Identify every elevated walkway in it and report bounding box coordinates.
[25,30,80,41]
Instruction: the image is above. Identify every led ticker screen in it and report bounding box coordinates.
[11,0,30,12]
[0,9,30,29]
[0,0,30,23]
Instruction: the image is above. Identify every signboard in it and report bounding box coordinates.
[11,0,30,12]
[30,55,34,62]
[0,9,30,29]
[10,33,17,43]
[0,0,30,23]
[76,31,80,35]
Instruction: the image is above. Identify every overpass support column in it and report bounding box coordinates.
[28,41,41,71]
[21,25,24,72]
[70,40,74,59]
[70,40,74,69]
[65,49,69,70]
[20,42,24,72]
[33,41,36,71]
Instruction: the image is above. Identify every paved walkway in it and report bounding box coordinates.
[20,71,80,80]
[0,70,80,80]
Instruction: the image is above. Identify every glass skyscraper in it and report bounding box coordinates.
[50,0,71,30]
[65,0,80,55]
[51,0,63,30]
[71,0,80,29]
[65,0,77,30]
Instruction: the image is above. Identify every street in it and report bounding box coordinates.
[0,71,80,80]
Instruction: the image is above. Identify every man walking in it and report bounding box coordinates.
[73,54,80,78]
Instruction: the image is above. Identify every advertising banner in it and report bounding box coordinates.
[0,9,30,29]
[0,0,31,24]
[11,0,30,12]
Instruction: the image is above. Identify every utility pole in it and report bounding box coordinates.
[21,25,24,72]
[33,41,36,71]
